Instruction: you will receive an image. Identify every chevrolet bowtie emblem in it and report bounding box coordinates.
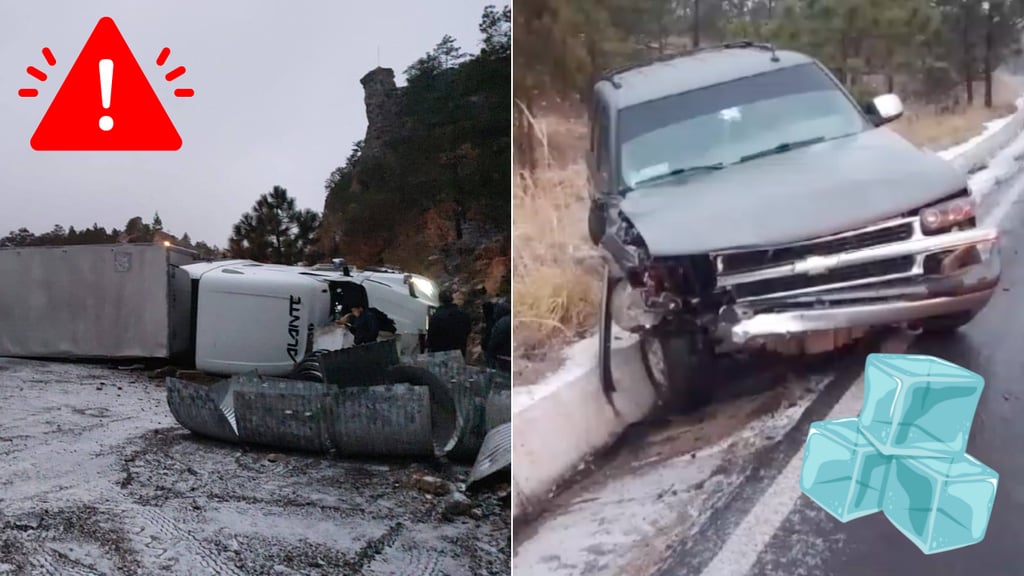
[794,254,842,276]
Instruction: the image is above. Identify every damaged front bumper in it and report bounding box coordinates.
[713,219,999,347]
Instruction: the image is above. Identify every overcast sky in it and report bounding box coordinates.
[0,0,498,246]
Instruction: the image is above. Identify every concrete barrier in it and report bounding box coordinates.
[511,101,1024,524]
[512,335,655,521]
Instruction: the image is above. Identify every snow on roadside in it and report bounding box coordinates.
[514,326,636,409]
[967,134,1024,200]
[937,116,1016,161]
[515,371,836,576]
[937,96,1024,201]
[965,110,1024,201]
[937,96,1023,160]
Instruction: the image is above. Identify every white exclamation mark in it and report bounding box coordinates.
[99,59,113,131]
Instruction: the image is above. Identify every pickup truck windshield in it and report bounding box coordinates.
[618,62,871,191]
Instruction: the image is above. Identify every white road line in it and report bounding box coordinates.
[698,332,915,576]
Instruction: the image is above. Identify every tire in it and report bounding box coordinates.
[290,351,326,382]
[640,330,712,412]
[918,310,978,334]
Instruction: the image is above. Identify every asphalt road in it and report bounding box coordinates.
[656,168,1024,576]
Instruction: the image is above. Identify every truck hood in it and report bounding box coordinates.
[617,128,967,257]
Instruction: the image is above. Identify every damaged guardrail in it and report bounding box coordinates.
[166,341,511,482]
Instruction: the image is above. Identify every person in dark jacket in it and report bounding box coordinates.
[341,304,379,345]
[486,302,511,371]
[426,290,472,357]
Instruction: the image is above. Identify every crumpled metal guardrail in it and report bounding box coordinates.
[469,422,512,486]
[166,341,511,480]
[411,350,511,461]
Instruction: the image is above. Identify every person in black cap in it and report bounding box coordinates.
[338,303,380,345]
[426,289,472,358]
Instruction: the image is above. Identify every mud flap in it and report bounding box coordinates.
[599,265,618,412]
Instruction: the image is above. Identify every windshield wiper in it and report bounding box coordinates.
[631,163,725,188]
[738,136,827,164]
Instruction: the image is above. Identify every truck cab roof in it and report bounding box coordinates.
[596,43,814,109]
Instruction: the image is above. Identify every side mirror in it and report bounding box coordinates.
[865,93,904,126]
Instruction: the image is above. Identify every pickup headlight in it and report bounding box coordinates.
[920,195,975,234]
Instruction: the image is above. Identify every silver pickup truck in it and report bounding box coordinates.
[586,41,1000,409]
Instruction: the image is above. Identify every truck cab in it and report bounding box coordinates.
[184,260,439,376]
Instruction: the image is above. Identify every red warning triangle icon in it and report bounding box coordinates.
[31,17,182,151]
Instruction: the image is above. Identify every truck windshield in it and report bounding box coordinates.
[618,62,871,191]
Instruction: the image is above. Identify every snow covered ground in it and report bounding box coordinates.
[0,359,510,576]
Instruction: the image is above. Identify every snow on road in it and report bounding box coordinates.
[514,370,836,576]
[0,359,510,576]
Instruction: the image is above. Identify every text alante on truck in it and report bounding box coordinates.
[286,294,314,364]
[588,42,1001,408]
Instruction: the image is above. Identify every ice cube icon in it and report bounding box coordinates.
[859,353,983,457]
[800,418,892,522]
[883,453,998,554]
[798,353,998,555]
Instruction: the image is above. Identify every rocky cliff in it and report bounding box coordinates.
[316,52,510,313]
[360,68,402,156]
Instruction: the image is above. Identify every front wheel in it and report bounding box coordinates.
[917,310,978,334]
[640,330,712,412]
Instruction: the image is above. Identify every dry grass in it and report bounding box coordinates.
[890,102,1015,150]
[890,75,1020,149]
[512,85,1020,376]
[513,161,602,355]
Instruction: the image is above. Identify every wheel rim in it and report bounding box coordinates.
[643,335,668,391]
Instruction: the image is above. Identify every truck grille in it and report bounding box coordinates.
[730,256,916,300]
[719,222,914,273]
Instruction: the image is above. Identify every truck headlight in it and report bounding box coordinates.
[920,195,975,234]
[409,276,438,301]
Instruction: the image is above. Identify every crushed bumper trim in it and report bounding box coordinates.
[722,237,1000,344]
[727,289,994,344]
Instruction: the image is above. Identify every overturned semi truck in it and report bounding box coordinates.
[0,244,512,479]
[0,243,440,373]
